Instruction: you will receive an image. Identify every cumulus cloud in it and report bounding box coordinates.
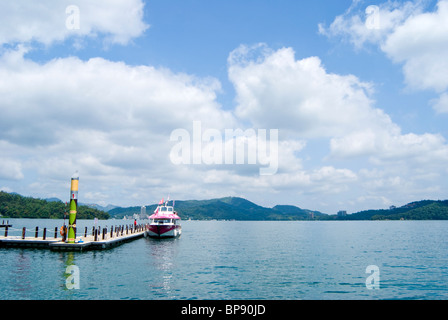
[1,0,447,212]
[228,44,388,139]
[0,158,24,181]
[0,46,236,205]
[319,0,448,114]
[0,0,149,46]
[0,42,374,210]
[228,43,448,163]
[226,43,448,210]
[0,46,231,145]
[315,0,448,208]
[330,131,448,167]
[318,0,424,49]
[431,92,448,114]
[382,1,448,96]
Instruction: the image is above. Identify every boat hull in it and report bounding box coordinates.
[146,224,181,238]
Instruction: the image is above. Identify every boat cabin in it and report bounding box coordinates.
[149,205,180,225]
[150,218,180,225]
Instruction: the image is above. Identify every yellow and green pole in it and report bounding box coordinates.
[67,171,79,243]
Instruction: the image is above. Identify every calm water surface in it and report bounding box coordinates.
[1,219,448,300]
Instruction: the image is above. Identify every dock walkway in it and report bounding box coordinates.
[0,224,148,251]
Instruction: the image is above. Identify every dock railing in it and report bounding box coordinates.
[1,222,148,243]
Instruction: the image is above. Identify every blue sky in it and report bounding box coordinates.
[1,0,447,214]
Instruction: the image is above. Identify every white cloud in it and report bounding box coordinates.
[1,42,370,208]
[0,158,24,181]
[316,0,448,208]
[0,47,232,146]
[0,46,236,205]
[0,186,13,193]
[228,43,446,166]
[318,1,424,49]
[431,92,448,113]
[320,0,448,114]
[382,1,448,93]
[226,43,448,211]
[330,129,448,166]
[228,44,390,139]
[0,0,149,46]
[0,0,446,216]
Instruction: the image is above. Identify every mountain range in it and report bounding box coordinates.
[1,191,448,221]
[107,196,326,221]
[107,197,448,221]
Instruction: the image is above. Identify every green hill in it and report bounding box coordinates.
[271,205,327,220]
[108,196,325,221]
[0,191,109,220]
[3,191,448,221]
[335,200,448,220]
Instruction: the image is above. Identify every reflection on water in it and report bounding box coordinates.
[11,251,33,299]
[145,237,180,299]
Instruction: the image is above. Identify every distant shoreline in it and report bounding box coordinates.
[2,192,448,221]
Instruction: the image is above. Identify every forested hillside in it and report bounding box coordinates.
[335,200,448,220]
[0,191,109,220]
[2,191,448,221]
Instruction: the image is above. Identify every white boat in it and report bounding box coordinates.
[145,200,181,238]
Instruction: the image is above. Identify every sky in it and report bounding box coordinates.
[1,0,448,214]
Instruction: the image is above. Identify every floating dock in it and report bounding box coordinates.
[0,224,148,252]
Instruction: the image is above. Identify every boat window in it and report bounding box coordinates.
[161,207,167,212]
[168,207,173,212]
[152,219,174,224]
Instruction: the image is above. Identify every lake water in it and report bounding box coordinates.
[1,219,448,300]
